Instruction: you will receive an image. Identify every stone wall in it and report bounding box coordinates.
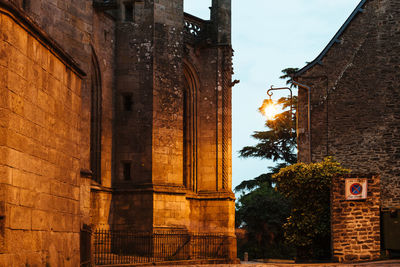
[188,196,235,235]
[296,0,400,209]
[9,0,117,229]
[331,175,381,262]
[111,0,236,247]
[0,0,237,264]
[88,3,116,229]
[18,0,95,181]
[0,3,85,265]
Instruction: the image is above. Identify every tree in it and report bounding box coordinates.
[239,96,297,164]
[235,69,299,260]
[235,173,292,259]
[273,158,349,260]
[279,68,299,88]
[235,95,296,260]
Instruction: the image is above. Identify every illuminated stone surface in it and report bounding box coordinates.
[0,0,236,265]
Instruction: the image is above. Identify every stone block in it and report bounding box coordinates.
[8,90,24,116]
[0,15,12,44]
[39,45,50,72]
[32,210,50,231]
[0,41,9,68]
[3,187,19,212]
[34,193,54,211]
[26,35,41,63]
[72,216,80,233]
[10,21,28,55]
[10,206,31,230]
[0,254,13,266]
[19,188,38,208]
[9,46,27,78]
[50,212,67,232]
[37,89,49,113]
[0,165,12,185]
[11,169,35,189]
[25,252,43,266]
[51,57,65,82]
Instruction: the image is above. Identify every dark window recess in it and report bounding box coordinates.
[123,162,131,181]
[123,94,133,111]
[124,3,133,22]
[390,210,398,218]
[22,0,29,10]
[104,30,108,41]
[90,54,102,183]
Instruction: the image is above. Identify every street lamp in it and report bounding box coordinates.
[259,98,280,121]
[262,82,312,163]
[264,86,293,120]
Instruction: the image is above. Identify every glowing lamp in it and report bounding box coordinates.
[259,99,279,120]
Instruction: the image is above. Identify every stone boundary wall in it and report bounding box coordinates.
[331,174,380,262]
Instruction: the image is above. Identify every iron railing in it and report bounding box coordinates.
[94,230,229,265]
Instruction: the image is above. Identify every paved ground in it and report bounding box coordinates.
[157,260,400,267]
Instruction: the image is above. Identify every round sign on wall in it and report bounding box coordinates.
[345,179,367,200]
[350,183,362,195]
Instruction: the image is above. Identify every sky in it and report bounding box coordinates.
[184,0,361,189]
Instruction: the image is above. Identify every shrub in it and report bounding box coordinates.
[273,157,349,261]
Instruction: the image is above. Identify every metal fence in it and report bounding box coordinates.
[94,229,229,265]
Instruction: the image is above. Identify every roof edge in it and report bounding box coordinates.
[294,0,367,77]
[184,12,209,23]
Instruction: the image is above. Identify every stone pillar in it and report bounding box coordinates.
[227,236,238,261]
[112,0,189,231]
[211,0,231,44]
[331,174,381,262]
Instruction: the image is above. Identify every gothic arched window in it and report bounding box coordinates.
[183,61,199,192]
[90,49,102,183]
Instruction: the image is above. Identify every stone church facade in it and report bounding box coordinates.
[295,0,400,261]
[0,0,235,266]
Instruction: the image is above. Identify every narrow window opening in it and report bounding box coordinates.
[183,63,198,192]
[90,52,102,183]
[124,3,134,22]
[22,0,29,10]
[123,94,133,111]
[123,162,131,181]
[104,30,108,42]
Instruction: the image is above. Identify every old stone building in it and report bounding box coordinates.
[295,0,400,262]
[0,0,236,266]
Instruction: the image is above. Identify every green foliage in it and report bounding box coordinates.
[279,68,299,88]
[272,157,350,260]
[235,172,293,259]
[234,173,273,193]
